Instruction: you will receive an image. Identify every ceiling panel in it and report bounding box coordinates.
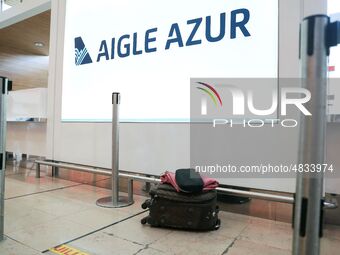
[0,10,50,90]
[0,10,50,55]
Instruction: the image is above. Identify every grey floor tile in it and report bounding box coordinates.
[9,192,92,218]
[324,224,340,241]
[225,239,291,255]
[321,237,340,255]
[137,247,173,255]
[5,207,55,234]
[150,230,234,255]
[0,236,41,255]
[48,185,111,205]
[5,174,79,199]
[63,207,133,229]
[217,211,250,239]
[103,212,172,245]
[69,231,143,255]
[239,218,292,251]
[5,178,42,199]
[7,218,93,251]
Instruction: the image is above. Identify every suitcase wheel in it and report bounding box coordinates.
[141,200,151,209]
[214,219,221,230]
[141,216,148,225]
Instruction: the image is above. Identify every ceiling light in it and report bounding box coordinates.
[34,42,45,47]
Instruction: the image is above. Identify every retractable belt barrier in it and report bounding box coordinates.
[96,93,134,208]
[293,15,340,255]
[0,77,12,241]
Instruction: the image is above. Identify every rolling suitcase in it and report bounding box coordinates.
[141,184,220,231]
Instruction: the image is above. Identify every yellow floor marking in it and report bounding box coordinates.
[49,244,90,255]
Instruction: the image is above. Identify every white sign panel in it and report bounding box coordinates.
[62,0,278,122]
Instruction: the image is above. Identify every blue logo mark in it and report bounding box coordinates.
[74,37,93,66]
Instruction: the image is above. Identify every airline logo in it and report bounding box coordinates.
[74,37,93,66]
[73,8,251,66]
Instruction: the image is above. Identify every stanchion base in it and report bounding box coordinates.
[96,196,134,208]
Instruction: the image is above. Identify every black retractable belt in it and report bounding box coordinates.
[327,20,340,49]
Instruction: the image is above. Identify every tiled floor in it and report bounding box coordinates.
[0,164,339,255]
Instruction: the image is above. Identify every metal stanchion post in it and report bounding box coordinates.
[97,93,134,208]
[52,165,59,177]
[36,162,41,178]
[128,179,134,203]
[0,77,10,241]
[293,15,340,255]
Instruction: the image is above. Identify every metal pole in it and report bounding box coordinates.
[128,179,133,203]
[36,162,40,178]
[52,165,59,177]
[34,159,339,208]
[293,15,329,255]
[0,77,9,241]
[97,93,134,208]
[112,92,120,205]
